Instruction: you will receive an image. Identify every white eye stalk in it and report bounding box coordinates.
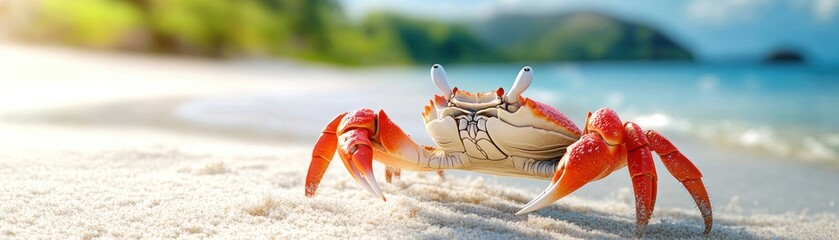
[431,64,453,100]
[506,66,533,104]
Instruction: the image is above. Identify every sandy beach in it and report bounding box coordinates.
[1,44,837,239]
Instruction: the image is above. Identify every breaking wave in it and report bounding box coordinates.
[630,113,839,165]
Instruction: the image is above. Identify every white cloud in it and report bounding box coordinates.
[814,0,839,22]
[686,0,839,24]
[685,0,772,24]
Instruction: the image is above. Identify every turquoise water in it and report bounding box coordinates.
[405,62,839,164]
[443,62,839,129]
[181,61,839,165]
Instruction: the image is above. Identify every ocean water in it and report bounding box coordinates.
[441,62,839,165]
[178,62,839,165]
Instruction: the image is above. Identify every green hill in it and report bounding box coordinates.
[475,12,694,61]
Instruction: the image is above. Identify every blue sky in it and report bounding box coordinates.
[339,0,839,65]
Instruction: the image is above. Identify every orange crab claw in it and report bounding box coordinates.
[307,107,464,202]
[516,133,625,215]
[337,134,385,201]
[335,109,386,201]
[517,109,627,215]
[306,109,387,201]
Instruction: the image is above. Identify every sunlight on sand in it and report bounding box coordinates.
[0,44,837,239]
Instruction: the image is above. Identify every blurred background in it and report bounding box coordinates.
[1,0,838,213]
[2,0,838,64]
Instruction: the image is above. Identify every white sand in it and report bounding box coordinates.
[1,124,837,239]
[1,44,837,239]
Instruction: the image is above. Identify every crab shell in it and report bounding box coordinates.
[421,88,582,178]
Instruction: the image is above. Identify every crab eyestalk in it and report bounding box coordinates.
[506,66,533,104]
[431,64,453,100]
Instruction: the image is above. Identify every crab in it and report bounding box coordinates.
[304,64,712,236]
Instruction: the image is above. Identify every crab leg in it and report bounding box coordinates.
[305,112,347,197]
[646,130,713,234]
[385,166,401,183]
[624,122,658,236]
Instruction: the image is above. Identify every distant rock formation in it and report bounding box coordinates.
[764,49,805,63]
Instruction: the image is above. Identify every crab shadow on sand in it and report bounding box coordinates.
[369,175,763,239]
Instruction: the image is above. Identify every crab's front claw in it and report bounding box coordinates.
[305,109,388,201]
[307,108,463,202]
[516,133,624,215]
[337,128,386,201]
